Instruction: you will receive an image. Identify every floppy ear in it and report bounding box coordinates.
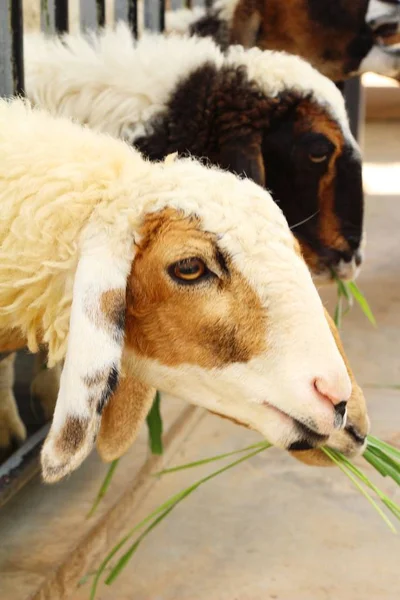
[218,140,266,188]
[41,233,134,483]
[96,353,156,462]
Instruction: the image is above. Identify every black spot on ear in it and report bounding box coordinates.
[56,416,89,453]
[116,308,126,333]
[97,365,119,415]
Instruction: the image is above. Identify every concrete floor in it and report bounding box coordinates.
[0,121,399,600]
[72,121,400,600]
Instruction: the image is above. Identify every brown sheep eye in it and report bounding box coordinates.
[171,258,207,282]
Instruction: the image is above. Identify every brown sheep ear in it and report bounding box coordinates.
[218,142,266,188]
[40,233,134,483]
[96,355,156,462]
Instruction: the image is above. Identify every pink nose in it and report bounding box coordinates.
[314,377,348,428]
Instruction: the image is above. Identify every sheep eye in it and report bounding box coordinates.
[170,258,208,283]
[308,140,332,164]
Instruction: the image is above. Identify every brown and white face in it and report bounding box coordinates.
[123,207,367,455]
[40,160,368,482]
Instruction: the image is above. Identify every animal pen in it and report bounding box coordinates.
[0,0,365,509]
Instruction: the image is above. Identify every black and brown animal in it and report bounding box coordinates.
[167,0,400,81]
[25,26,365,281]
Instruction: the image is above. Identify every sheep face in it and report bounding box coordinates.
[260,98,364,283]
[123,208,368,458]
[192,0,400,81]
[40,162,368,482]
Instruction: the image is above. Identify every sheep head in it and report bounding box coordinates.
[198,0,400,81]
[210,48,365,283]
[40,158,368,482]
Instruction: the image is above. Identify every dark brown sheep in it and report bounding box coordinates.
[165,0,400,81]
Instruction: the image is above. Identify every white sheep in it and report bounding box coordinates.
[0,98,368,481]
[5,24,366,457]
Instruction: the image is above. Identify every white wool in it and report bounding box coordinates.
[0,98,351,452]
[212,0,239,23]
[225,45,355,143]
[24,23,355,147]
[25,25,225,139]
[0,97,364,480]
[165,6,206,34]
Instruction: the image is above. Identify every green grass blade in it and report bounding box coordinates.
[329,450,400,523]
[105,504,177,585]
[334,293,343,328]
[347,281,376,326]
[89,485,198,599]
[322,448,397,532]
[337,279,352,304]
[91,443,270,595]
[146,391,163,455]
[366,443,400,472]
[89,531,133,600]
[155,441,270,476]
[367,435,400,461]
[364,448,400,486]
[365,445,400,474]
[87,459,120,519]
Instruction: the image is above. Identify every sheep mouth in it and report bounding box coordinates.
[288,421,329,451]
[262,402,329,451]
[344,425,367,447]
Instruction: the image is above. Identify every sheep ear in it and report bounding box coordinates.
[218,142,266,188]
[41,236,134,483]
[96,358,156,462]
